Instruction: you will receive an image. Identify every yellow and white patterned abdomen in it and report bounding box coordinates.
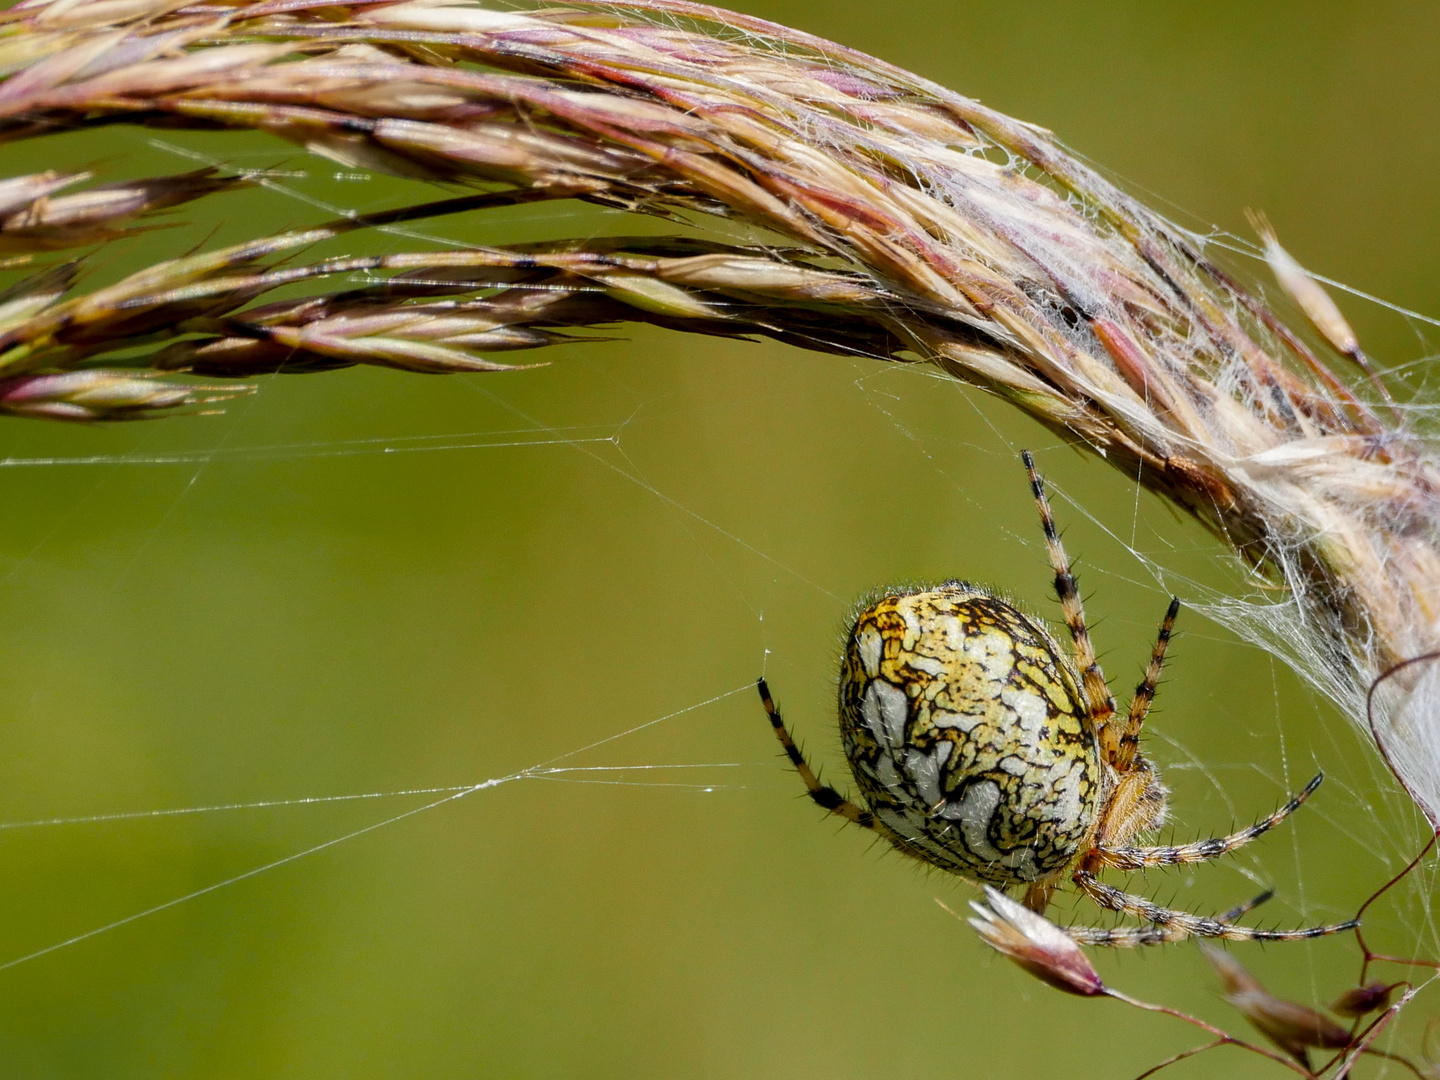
[838,583,1099,885]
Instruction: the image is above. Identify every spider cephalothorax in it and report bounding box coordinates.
[759,451,1357,947]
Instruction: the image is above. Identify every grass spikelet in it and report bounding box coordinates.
[0,166,249,252]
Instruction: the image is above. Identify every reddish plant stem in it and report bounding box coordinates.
[1104,989,1312,1078]
[1357,1045,1427,1079]
[1131,1039,1225,1080]
[1325,985,1423,1079]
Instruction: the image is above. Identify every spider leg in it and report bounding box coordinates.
[1116,597,1180,771]
[1022,877,1059,914]
[1094,773,1324,871]
[1021,451,1118,759]
[757,678,878,831]
[1088,762,1167,853]
[1068,869,1357,947]
[1218,888,1274,925]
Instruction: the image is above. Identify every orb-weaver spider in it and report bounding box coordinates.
[758,451,1357,947]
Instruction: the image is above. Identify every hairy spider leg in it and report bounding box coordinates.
[757,678,878,831]
[1218,888,1275,925]
[1068,870,1358,947]
[1086,761,1168,856]
[1117,597,1181,771]
[1021,450,1118,760]
[1095,773,1326,871]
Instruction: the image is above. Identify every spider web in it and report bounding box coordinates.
[1,70,1439,1080]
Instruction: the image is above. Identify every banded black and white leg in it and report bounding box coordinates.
[1116,597,1181,771]
[1096,773,1326,871]
[1068,870,1358,947]
[1022,451,1118,753]
[756,678,878,831]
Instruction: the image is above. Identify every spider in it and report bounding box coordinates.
[757,450,1358,947]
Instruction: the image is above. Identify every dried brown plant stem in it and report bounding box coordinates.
[0,0,1438,825]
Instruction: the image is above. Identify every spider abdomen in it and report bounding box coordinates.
[838,583,1099,885]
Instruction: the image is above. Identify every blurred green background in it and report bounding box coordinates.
[0,1,1437,1077]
